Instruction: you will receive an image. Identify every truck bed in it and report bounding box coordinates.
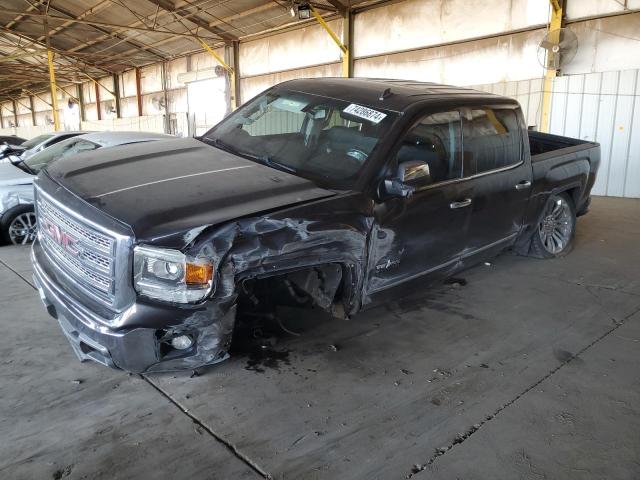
[528,130,598,160]
[525,130,601,221]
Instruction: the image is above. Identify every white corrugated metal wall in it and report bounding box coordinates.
[472,70,640,198]
[549,70,640,198]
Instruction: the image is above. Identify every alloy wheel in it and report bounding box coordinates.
[8,212,37,245]
[538,196,573,255]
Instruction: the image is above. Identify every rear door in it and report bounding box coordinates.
[461,105,532,257]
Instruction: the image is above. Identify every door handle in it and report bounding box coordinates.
[450,198,472,209]
[515,180,532,190]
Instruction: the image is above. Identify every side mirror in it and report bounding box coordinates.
[378,160,431,200]
[397,160,431,183]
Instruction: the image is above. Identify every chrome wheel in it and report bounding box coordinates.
[538,196,573,255]
[8,212,37,245]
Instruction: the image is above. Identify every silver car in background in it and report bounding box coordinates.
[0,131,176,245]
[19,131,87,160]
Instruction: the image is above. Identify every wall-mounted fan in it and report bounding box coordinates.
[151,95,166,112]
[103,100,117,115]
[537,28,578,73]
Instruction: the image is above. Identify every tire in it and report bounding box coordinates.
[1,205,37,246]
[529,192,576,259]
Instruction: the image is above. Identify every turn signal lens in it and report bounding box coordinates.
[185,262,214,286]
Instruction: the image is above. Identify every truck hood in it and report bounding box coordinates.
[0,161,33,187]
[46,137,336,244]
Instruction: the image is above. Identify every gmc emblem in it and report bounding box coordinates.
[41,217,80,257]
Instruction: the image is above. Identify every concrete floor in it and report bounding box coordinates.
[1,196,639,480]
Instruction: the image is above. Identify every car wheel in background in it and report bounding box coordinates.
[1,205,37,246]
[530,192,576,258]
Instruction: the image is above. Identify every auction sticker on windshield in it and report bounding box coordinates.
[343,104,387,124]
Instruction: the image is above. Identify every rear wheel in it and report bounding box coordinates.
[530,193,576,258]
[1,205,37,245]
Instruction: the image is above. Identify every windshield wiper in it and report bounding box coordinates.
[14,159,36,175]
[200,136,237,154]
[202,136,296,174]
[238,151,297,174]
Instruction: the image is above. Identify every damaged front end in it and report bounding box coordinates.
[152,213,369,372]
[33,185,371,373]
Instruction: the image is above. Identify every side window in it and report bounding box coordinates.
[462,107,522,174]
[24,140,99,172]
[394,110,463,185]
[47,134,74,147]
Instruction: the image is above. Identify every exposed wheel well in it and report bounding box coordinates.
[559,186,580,209]
[236,263,355,321]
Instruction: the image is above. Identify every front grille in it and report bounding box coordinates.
[36,192,117,304]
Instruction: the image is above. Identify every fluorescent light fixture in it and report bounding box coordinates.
[298,3,311,19]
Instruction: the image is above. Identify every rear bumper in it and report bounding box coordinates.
[32,241,234,373]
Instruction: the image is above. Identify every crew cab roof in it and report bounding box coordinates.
[275,77,515,113]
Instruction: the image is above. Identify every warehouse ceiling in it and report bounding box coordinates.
[0,0,372,101]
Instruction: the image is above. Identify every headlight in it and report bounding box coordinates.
[133,245,214,303]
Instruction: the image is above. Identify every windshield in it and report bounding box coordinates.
[24,138,99,174]
[21,134,54,149]
[201,89,398,188]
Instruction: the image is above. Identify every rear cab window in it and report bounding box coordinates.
[461,107,523,175]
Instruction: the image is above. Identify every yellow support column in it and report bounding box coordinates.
[47,50,60,131]
[540,0,563,133]
[199,39,237,110]
[309,5,349,78]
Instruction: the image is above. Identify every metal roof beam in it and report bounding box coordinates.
[41,2,167,61]
[208,2,278,27]
[325,1,348,15]
[2,1,42,29]
[0,9,222,40]
[36,0,110,41]
[0,27,112,76]
[148,0,236,41]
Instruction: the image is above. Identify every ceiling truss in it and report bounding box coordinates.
[0,0,361,104]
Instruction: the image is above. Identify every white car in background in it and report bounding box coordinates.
[0,131,176,245]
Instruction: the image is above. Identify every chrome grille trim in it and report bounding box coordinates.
[38,197,112,253]
[40,235,112,294]
[36,191,116,304]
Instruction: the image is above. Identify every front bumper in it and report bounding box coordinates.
[32,241,234,373]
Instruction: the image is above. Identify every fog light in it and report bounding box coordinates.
[171,335,193,350]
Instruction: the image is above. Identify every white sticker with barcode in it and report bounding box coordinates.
[343,104,387,124]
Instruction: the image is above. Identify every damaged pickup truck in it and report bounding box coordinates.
[32,78,600,373]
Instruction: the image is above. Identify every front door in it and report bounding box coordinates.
[367,110,473,294]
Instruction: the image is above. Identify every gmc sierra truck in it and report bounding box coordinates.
[31,78,600,373]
